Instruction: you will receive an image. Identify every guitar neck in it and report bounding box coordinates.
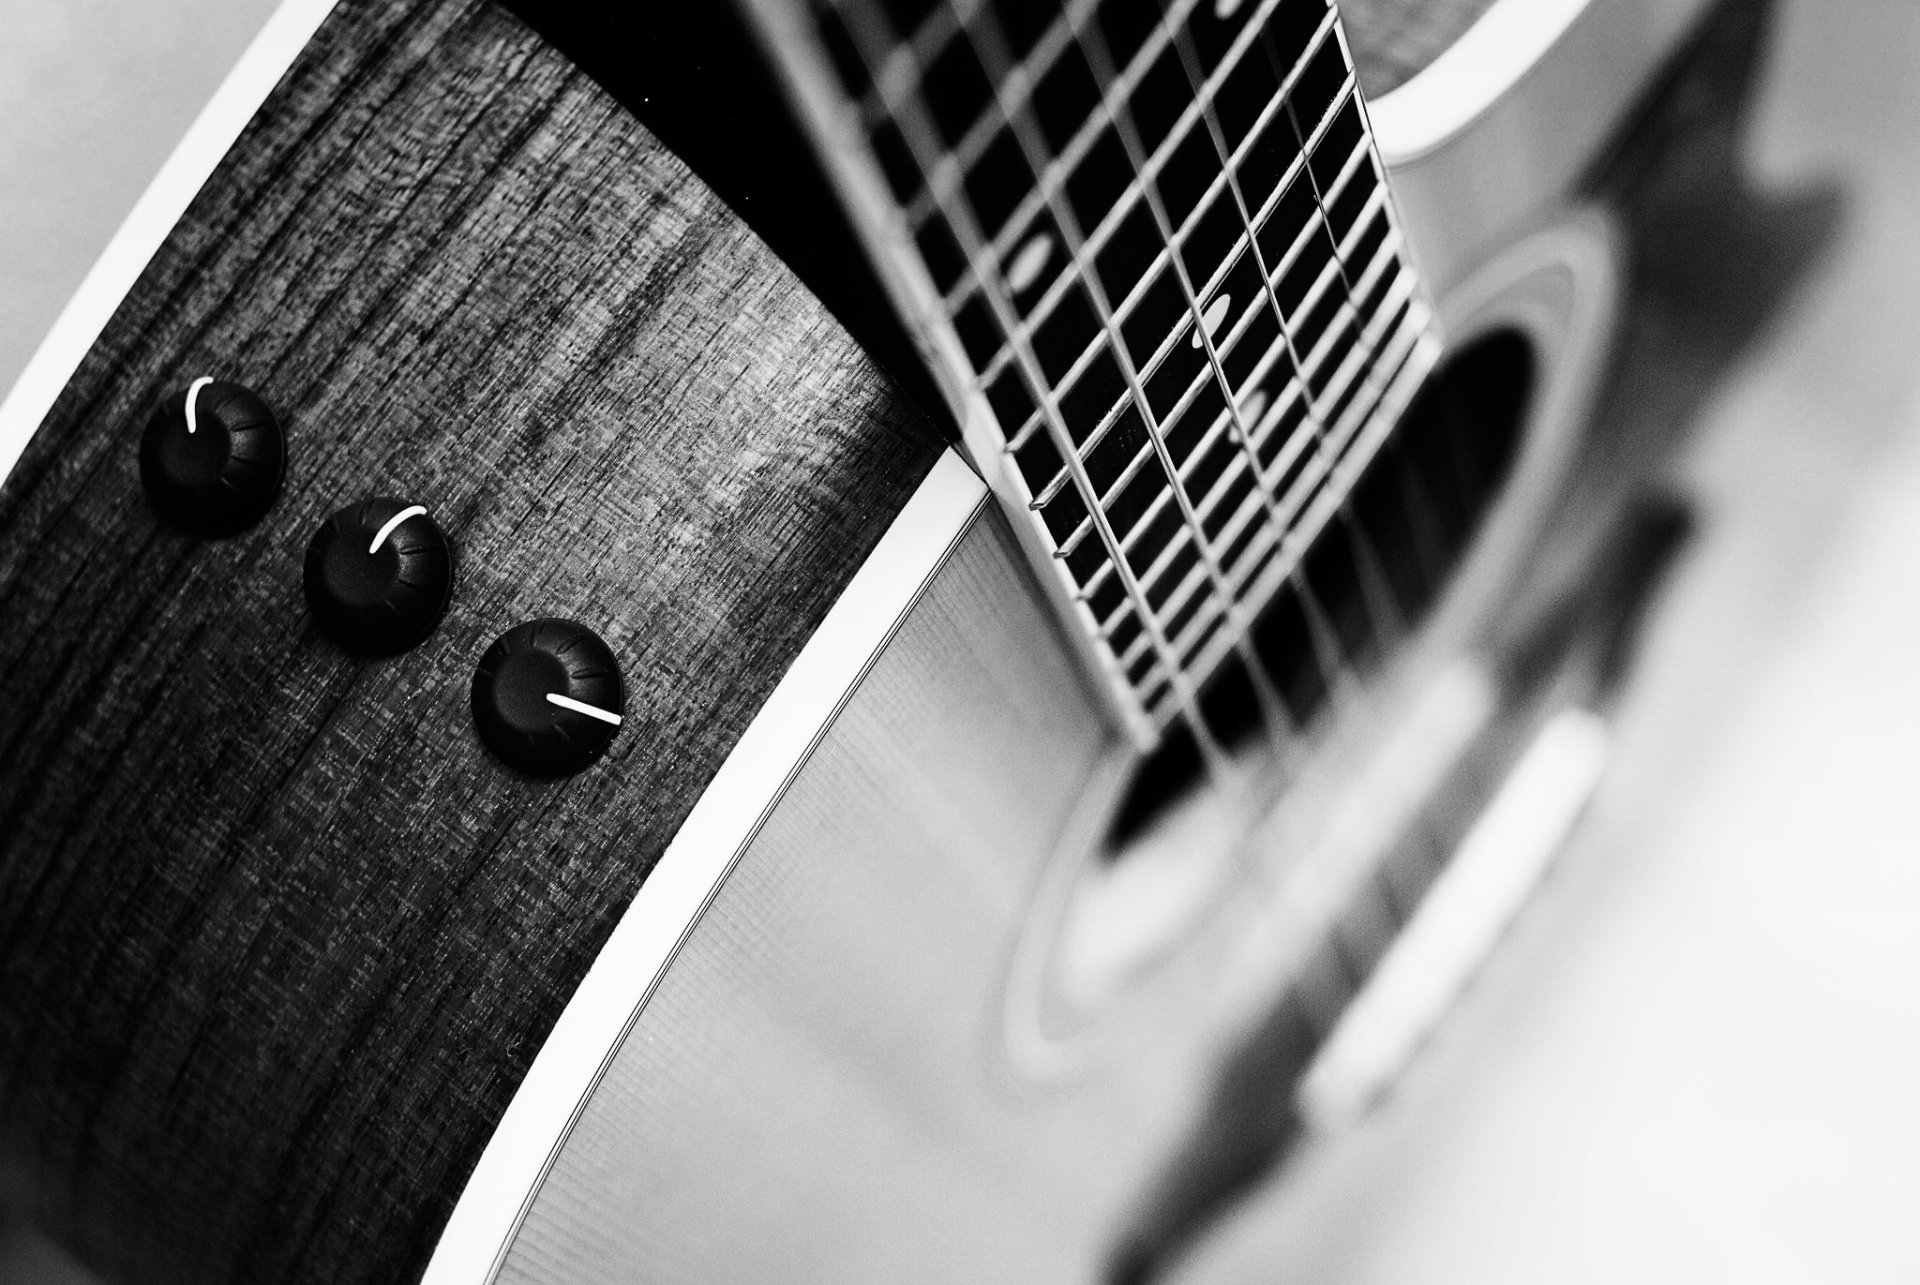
[749,0,1439,747]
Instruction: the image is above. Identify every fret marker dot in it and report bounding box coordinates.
[1214,0,1247,14]
[1006,233,1056,294]
[1237,389,1270,428]
[1192,294,1233,348]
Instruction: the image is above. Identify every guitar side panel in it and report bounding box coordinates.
[0,2,941,1281]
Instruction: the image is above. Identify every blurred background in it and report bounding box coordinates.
[4,0,1919,1280]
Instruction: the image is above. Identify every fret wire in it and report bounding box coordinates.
[1022,234,1319,513]
[1043,272,1282,512]
[1138,526,1212,620]
[1067,0,1320,499]
[1019,184,1304,488]
[1336,189,1391,264]
[1305,134,1411,421]
[1079,260,1406,578]
[832,0,1185,742]
[1275,322,1413,500]
[1222,332,1437,688]
[1058,166,1367,469]
[1290,256,1352,351]
[891,0,1218,232]
[1001,80,1386,527]
[1321,134,1373,211]
[886,0,1123,224]
[949,3,1336,388]
[1293,154,1418,656]
[1153,502,1256,639]
[1156,562,1221,653]
[1252,352,1437,648]
[1202,309,1426,593]
[975,5,1305,726]
[1019,229,1293,505]
[906,0,1321,261]
[1053,303,1290,563]
[1027,259,1291,517]
[1114,544,1238,674]
[965,97,1347,457]
[1272,320,1431,562]
[1105,2,1390,741]
[967,0,1297,748]
[972,50,1351,412]
[1213,322,1428,672]
[1342,229,1408,328]
[1324,324,1439,506]
[875,5,1228,741]
[1061,273,1412,579]
[1323,32,1463,632]
[1251,176,1420,691]
[835,0,1427,742]
[977,142,1310,420]
[1284,297,1427,514]
[1274,331,1423,556]
[1170,25,1418,714]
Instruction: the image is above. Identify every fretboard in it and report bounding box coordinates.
[759,0,1439,746]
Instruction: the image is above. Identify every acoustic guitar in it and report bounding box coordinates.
[0,0,1763,1280]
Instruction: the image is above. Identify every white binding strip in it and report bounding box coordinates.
[368,504,427,553]
[1369,0,1592,162]
[184,376,215,434]
[545,693,621,726]
[421,449,988,1285]
[0,0,343,489]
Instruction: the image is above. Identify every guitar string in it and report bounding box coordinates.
[831,0,1226,758]
[1070,0,1387,747]
[848,0,1506,1109]
[834,0,1440,758]
[1052,2,1344,635]
[1053,6,1431,723]
[940,0,1344,473]
[1126,0,1381,733]
[1154,1,1418,703]
[1265,14,1418,653]
[1219,11,1459,1008]
[960,0,1301,757]
[969,0,1425,738]
[890,0,1215,283]
[1035,0,1377,713]
[933,15,1412,534]
[864,0,1289,742]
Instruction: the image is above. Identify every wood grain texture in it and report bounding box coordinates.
[1341,0,1504,97]
[500,510,1242,1284]
[0,1,942,1282]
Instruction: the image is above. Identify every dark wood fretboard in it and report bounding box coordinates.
[757,0,1438,747]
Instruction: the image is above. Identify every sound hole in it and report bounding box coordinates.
[1105,328,1537,853]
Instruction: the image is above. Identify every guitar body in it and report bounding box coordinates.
[0,4,943,1278]
[0,0,1760,1282]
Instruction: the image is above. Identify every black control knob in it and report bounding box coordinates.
[138,377,285,537]
[303,498,454,655]
[472,620,625,777]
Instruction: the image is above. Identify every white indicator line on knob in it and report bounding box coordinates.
[546,693,622,725]
[184,376,214,434]
[369,505,428,554]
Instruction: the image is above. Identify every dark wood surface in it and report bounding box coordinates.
[0,1,941,1281]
